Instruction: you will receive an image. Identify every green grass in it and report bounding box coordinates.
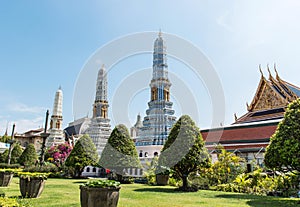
[1,178,299,207]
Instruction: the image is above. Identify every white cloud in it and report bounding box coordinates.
[7,103,46,114]
[0,116,44,135]
[0,102,47,134]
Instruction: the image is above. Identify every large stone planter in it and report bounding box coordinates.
[80,186,121,207]
[0,172,14,187]
[156,174,169,186]
[19,177,46,198]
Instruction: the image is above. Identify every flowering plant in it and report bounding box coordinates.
[46,143,72,166]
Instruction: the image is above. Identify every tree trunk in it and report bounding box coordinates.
[182,175,188,191]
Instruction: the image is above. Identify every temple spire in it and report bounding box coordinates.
[158,28,162,37]
[52,87,63,117]
[93,64,109,119]
[46,87,64,147]
[134,31,176,147]
[85,63,111,155]
[151,31,171,102]
[134,114,143,128]
[95,64,108,102]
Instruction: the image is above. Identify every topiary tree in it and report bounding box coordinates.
[10,143,23,164]
[265,98,300,172]
[65,134,99,178]
[19,144,38,166]
[99,124,141,181]
[158,115,211,191]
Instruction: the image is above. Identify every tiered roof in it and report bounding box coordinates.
[202,65,300,154]
[234,66,300,124]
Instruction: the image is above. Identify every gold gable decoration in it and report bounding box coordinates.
[248,74,288,112]
[251,82,287,112]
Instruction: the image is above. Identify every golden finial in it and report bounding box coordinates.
[267,64,272,79]
[158,28,162,37]
[259,64,264,77]
[274,63,280,80]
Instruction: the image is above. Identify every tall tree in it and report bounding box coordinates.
[158,115,211,191]
[19,144,38,166]
[265,99,300,172]
[65,134,98,178]
[99,124,141,178]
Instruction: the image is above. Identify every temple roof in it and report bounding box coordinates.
[201,120,279,152]
[234,66,300,124]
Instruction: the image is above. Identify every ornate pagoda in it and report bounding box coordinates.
[132,32,177,160]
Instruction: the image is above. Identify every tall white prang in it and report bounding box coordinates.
[47,86,65,147]
[85,65,111,155]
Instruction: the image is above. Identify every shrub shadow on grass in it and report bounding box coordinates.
[72,181,87,184]
[216,194,300,207]
[134,187,179,193]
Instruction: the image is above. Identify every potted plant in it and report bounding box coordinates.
[18,172,49,198]
[155,166,172,186]
[0,168,22,187]
[80,179,121,207]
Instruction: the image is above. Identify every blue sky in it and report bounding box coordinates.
[1,0,300,134]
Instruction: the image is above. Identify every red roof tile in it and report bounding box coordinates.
[201,123,278,144]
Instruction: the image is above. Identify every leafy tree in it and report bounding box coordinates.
[19,144,38,166]
[99,124,141,180]
[265,99,300,172]
[10,143,23,164]
[208,146,246,185]
[0,135,11,143]
[158,115,211,191]
[0,150,8,163]
[65,134,99,178]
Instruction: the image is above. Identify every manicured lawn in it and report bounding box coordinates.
[1,178,299,207]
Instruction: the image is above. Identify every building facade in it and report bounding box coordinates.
[14,128,44,153]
